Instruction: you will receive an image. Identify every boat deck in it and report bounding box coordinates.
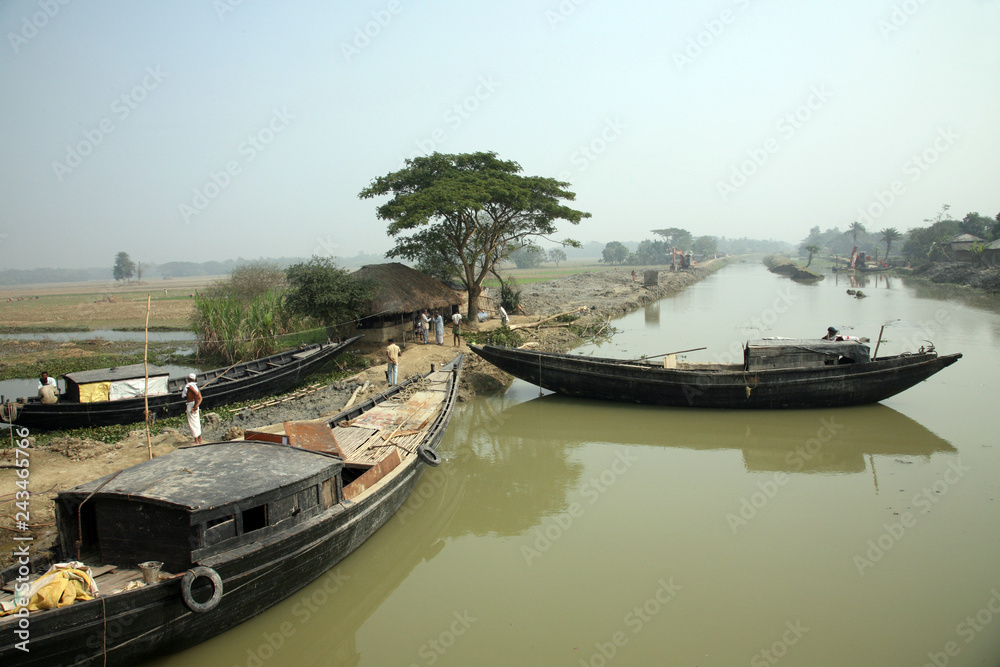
[332,370,451,465]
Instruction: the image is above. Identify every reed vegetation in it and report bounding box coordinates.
[191,289,311,364]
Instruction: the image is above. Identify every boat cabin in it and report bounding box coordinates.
[63,364,172,403]
[55,442,345,573]
[745,339,871,371]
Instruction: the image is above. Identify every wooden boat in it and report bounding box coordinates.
[469,339,961,409]
[2,336,362,431]
[0,355,463,666]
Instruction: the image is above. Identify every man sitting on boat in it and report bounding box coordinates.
[37,371,58,404]
[821,327,840,341]
[182,373,203,445]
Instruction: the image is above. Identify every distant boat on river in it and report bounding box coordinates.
[2,336,362,430]
[470,338,961,409]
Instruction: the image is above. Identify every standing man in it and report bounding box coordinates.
[420,309,431,344]
[37,371,58,404]
[434,311,445,345]
[498,305,509,327]
[451,310,463,347]
[182,372,203,444]
[385,338,400,385]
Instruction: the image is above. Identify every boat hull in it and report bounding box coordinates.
[470,345,961,409]
[6,336,362,430]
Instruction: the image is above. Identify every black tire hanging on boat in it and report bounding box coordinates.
[417,446,441,467]
[181,566,223,613]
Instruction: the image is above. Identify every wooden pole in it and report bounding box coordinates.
[872,324,885,360]
[626,347,707,363]
[144,295,152,460]
[509,307,587,331]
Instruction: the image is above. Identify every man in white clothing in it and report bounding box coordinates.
[182,372,203,444]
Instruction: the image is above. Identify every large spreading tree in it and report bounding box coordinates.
[359,152,590,317]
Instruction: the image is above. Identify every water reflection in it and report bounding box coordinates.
[438,401,585,537]
[644,301,659,326]
[494,394,956,476]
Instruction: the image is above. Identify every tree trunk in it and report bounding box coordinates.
[466,282,482,320]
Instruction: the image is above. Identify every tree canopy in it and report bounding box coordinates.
[284,257,376,331]
[602,241,629,265]
[359,151,590,316]
[113,252,135,282]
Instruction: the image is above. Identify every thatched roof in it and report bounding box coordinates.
[352,263,462,315]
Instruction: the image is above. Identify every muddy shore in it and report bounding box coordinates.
[0,260,731,567]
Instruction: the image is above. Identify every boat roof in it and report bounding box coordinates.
[62,441,341,511]
[64,363,172,384]
[748,338,870,359]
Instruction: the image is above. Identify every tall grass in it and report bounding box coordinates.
[192,289,304,364]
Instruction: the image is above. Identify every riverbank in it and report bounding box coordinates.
[0,260,730,567]
[899,261,1000,293]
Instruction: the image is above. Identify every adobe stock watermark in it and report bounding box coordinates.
[923,587,1000,667]
[578,576,682,667]
[673,0,754,72]
[556,117,627,182]
[750,619,810,667]
[399,75,501,165]
[398,400,508,524]
[897,309,951,353]
[521,449,638,566]
[407,610,476,667]
[853,127,958,229]
[727,416,843,534]
[228,567,349,667]
[545,0,589,29]
[178,107,294,223]
[878,0,931,39]
[340,1,403,61]
[853,458,969,576]
[213,0,248,22]
[680,285,797,405]
[51,66,168,182]
[717,85,832,201]
[7,0,72,54]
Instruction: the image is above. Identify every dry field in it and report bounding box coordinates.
[0,277,220,331]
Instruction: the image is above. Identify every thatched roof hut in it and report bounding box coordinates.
[350,263,462,343]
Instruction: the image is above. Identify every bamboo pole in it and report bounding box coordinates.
[509,306,587,330]
[144,294,152,460]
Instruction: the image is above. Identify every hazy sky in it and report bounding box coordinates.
[2,1,998,270]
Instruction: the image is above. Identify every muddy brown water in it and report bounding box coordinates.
[138,262,1000,666]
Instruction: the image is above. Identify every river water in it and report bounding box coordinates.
[150,262,1000,667]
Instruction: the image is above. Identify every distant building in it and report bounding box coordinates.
[982,239,1000,267]
[350,263,462,344]
[948,233,985,263]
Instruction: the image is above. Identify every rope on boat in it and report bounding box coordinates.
[0,401,20,425]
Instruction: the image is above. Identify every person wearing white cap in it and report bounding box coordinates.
[181,372,203,444]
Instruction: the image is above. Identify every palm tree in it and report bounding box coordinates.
[845,221,866,249]
[804,244,820,267]
[879,228,901,261]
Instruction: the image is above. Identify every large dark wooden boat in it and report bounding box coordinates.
[470,339,961,409]
[2,336,362,431]
[0,355,463,666]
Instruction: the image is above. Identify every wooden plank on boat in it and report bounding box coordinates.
[343,449,401,501]
[284,421,345,458]
[243,430,285,443]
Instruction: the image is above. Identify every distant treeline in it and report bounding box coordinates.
[0,253,389,286]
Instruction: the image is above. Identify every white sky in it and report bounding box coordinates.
[2,0,998,270]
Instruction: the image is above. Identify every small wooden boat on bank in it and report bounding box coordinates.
[0,355,463,666]
[470,339,960,409]
[1,336,363,431]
